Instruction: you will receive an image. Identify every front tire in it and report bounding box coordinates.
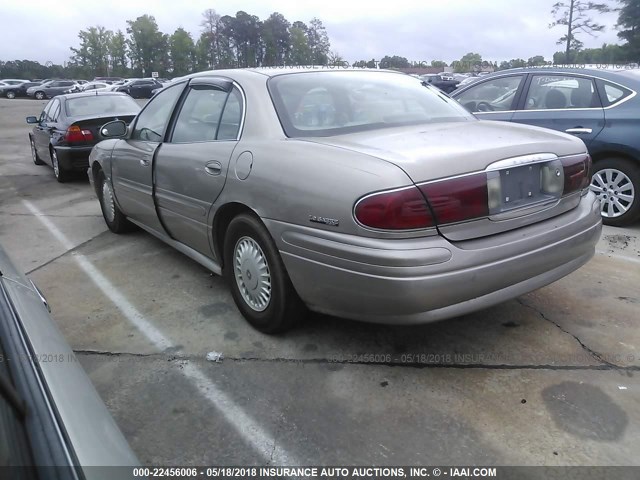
[97,170,134,233]
[590,158,640,227]
[6,90,16,99]
[224,213,305,333]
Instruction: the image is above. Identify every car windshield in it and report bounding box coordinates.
[268,71,473,137]
[65,95,139,117]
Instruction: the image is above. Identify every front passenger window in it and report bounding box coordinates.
[455,75,523,113]
[131,83,184,142]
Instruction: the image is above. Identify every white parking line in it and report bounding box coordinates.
[22,200,297,466]
[596,249,640,265]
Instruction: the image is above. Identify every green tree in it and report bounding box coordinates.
[549,1,612,63]
[431,60,448,68]
[200,9,221,69]
[109,30,129,76]
[379,55,410,69]
[289,21,312,65]
[170,27,196,76]
[307,17,330,64]
[126,14,165,76]
[233,11,262,67]
[453,52,482,72]
[617,0,640,61]
[261,12,290,66]
[70,26,113,77]
[527,55,546,66]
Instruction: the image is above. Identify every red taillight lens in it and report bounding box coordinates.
[419,173,489,225]
[64,125,94,144]
[561,154,591,194]
[355,186,435,230]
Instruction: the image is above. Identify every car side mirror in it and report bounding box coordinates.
[26,116,38,124]
[100,120,128,138]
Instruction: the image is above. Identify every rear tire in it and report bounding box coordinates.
[223,213,305,333]
[30,137,44,165]
[34,91,45,100]
[6,90,16,99]
[97,170,134,233]
[590,158,640,227]
[51,149,70,183]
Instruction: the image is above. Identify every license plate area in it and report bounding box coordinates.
[488,160,563,215]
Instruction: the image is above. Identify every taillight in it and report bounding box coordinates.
[354,186,435,230]
[418,173,489,225]
[561,154,591,194]
[64,125,94,144]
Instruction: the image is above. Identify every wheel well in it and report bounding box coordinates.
[212,202,256,270]
[91,162,103,195]
[590,151,639,166]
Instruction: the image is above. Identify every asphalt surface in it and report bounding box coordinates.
[1,97,639,467]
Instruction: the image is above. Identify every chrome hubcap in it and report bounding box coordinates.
[101,180,116,222]
[234,236,271,311]
[590,168,635,218]
[52,151,59,177]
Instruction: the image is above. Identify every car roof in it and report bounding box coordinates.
[57,91,132,100]
[183,67,408,82]
[480,67,640,86]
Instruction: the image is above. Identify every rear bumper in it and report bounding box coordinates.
[267,192,602,324]
[54,145,93,171]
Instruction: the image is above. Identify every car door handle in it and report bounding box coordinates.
[139,156,151,166]
[204,161,222,176]
[565,128,592,135]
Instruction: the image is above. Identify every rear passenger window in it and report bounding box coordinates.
[600,81,633,107]
[525,75,599,110]
[171,86,236,143]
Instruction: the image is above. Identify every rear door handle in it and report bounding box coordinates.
[139,156,151,166]
[565,128,592,135]
[204,161,222,176]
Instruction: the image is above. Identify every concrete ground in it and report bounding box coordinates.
[1,97,638,467]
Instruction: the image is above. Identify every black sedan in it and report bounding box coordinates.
[0,81,42,99]
[26,92,140,182]
[115,78,163,98]
[451,67,640,226]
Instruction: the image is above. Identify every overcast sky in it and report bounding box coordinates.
[1,0,622,65]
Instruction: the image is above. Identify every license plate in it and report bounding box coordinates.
[499,164,548,211]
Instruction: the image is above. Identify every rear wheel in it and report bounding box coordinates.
[97,170,134,233]
[590,158,640,227]
[51,149,71,183]
[30,137,44,165]
[34,91,45,100]
[6,90,16,99]
[223,213,305,333]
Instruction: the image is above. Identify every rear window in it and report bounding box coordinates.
[65,95,140,117]
[268,71,473,137]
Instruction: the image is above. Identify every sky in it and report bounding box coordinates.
[0,0,623,66]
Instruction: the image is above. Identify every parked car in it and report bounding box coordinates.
[419,74,460,93]
[451,67,640,226]
[88,68,601,333]
[65,81,111,94]
[26,91,141,182]
[93,76,124,84]
[26,80,78,100]
[0,244,139,474]
[0,81,42,99]
[115,79,163,98]
[0,78,29,85]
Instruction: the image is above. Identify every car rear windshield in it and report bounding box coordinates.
[65,95,139,117]
[268,71,474,137]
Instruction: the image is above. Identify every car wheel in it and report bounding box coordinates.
[30,137,45,165]
[97,170,134,233]
[34,91,45,100]
[590,158,640,227]
[6,90,16,99]
[50,149,70,183]
[224,213,305,333]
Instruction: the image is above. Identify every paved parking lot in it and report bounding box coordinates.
[1,97,639,466]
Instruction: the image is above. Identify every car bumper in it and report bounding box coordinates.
[54,145,93,171]
[267,192,602,325]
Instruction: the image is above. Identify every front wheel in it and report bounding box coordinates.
[30,137,44,165]
[97,170,134,233]
[224,214,305,333]
[590,158,640,227]
[6,90,16,99]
